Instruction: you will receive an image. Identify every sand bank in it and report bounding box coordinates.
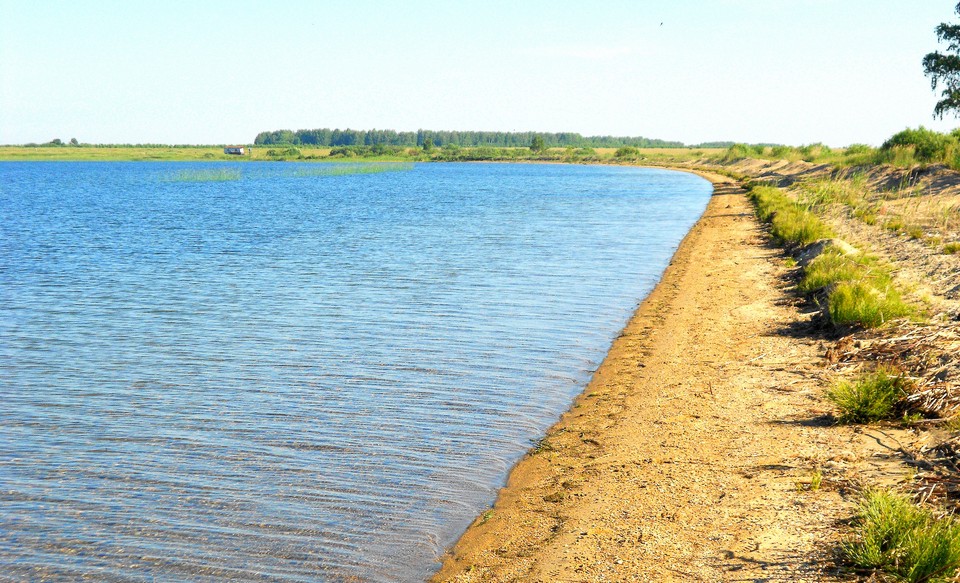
[432,172,856,582]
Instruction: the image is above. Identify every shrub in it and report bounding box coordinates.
[828,368,910,423]
[799,142,831,161]
[267,147,302,158]
[614,146,639,158]
[771,145,793,158]
[882,127,957,163]
[877,146,920,167]
[722,143,752,161]
[328,147,359,158]
[845,143,873,155]
[842,490,960,582]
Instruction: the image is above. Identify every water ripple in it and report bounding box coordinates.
[0,161,711,582]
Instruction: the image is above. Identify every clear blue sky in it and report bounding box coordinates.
[2,0,959,146]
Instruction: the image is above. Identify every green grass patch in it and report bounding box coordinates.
[828,368,911,423]
[746,179,921,329]
[886,217,907,233]
[796,177,891,230]
[943,242,960,255]
[748,185,834,245]
[841,490,960,582]
[854,206,879,225]
[265,147,302,159]
[0,145,248,161]
[710,127,960,170]
[750,186,916,328]
[797,245,914,328]
[828,280,914,327]
[797,248,873,294]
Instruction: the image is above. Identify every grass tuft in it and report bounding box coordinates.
[828,280,913,328]
[798,248,871,294]
[886,217,907,232]
[944,242,960,255]
[828,368,911,423]
[796,246,913,328]
[842,490,960,582]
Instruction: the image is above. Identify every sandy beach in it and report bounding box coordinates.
[431,171,864,581]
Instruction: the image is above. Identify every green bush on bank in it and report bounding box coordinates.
[719,127,960,170]
[881,127,959,164]
[614,146,640,159]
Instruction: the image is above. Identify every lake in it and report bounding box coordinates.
[0,161,711,582]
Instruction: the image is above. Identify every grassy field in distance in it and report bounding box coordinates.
[0,146,335,161]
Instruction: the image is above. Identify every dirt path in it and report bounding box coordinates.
[431,175,865,582]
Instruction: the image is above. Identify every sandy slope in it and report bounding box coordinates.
[431,173,865,582]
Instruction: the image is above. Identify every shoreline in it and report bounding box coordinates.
[431,170,849,581]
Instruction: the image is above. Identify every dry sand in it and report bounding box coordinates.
[430,172,886,582]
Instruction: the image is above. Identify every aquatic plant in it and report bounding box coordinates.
[284,162,414,177]
[161,168,242,182]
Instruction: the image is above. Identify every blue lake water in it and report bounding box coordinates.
[0,161,711,582]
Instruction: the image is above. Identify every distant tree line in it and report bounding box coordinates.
[253,128,685,148]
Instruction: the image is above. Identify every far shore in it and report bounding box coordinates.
[0,145,721,164]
